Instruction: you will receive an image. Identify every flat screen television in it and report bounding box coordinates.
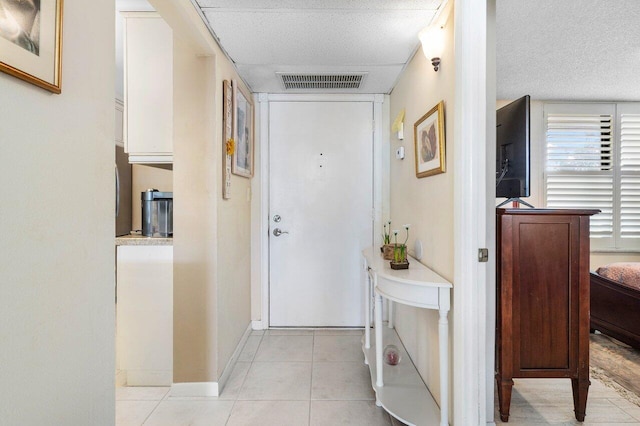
[496,95,532,207]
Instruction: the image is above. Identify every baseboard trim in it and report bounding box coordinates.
[217,323,253,394]
[169,323,252,398]
[251,320,265,330]
[170,382,219,397]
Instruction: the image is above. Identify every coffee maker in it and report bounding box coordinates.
[141,189,173,237]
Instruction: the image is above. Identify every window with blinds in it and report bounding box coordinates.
[544,103,640,251]
[620,112,640,241]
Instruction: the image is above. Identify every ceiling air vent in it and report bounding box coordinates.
[278,73,367,90]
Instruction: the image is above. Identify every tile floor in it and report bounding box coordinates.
[117,329,640,426]
[494,378,640,425]
[116,329,402,426]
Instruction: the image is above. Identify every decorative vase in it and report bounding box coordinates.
[390,244,409,269]
[384,344,401,365]
[390,260,409,270]
[382,244,395,260]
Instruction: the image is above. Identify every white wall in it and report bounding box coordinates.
[0,0,115,423]
[388,7,455,414]
[214,53,252,379]
[172,36,218,382]
[152,0,252,386]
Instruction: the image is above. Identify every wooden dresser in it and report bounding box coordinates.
[496,208,598,422]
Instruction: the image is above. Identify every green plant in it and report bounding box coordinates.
[382,220,392,245]
[393,244,406,263]
[403,224,410,246]
[392,225,410,263]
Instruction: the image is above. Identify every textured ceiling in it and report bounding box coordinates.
[497,0,640,101]
[194,0,446,93]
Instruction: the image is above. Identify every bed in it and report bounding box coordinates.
[590,263,640,350]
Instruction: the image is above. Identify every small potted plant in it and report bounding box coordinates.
[390,225,410,270]
[381,220,395,260]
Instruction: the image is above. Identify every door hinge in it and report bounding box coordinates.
[478,248,489,262]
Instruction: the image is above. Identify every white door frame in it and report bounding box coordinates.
[453,0,496,424]
[254,93,386,330]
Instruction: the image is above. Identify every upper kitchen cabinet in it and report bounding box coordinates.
[123,12,173,164]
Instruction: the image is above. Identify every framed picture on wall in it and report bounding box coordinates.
[232,81,254,178]
[222,79,233,198]
[414,101,445,178]
[0,0,63,93]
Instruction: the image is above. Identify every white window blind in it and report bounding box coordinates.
[544,103,640,251]
[545,106,614,244]
[620,112,640,242]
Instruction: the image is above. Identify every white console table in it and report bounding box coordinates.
[362,247,452,426]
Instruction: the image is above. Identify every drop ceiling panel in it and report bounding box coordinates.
[193,0,446,93]
[202,9,434,66]
[236,63,405,94]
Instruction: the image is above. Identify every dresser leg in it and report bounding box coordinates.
[571,377,590,421]
[496,376,514,422]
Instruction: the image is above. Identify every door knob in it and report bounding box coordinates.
[273,228,289,237]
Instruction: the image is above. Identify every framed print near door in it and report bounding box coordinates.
[232,81,254,178]
[414,101,445,178]
[0,0,63,93]
[222,79,233,198]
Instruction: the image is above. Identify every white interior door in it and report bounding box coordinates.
[269,101,373,327]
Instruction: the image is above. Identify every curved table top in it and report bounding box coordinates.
[363,247,452,289]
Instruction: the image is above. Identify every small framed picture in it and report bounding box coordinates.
[414,101,446,178]
[232,81,254,178]
[0,0,63,93]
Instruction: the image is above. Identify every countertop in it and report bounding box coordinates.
[115,234,173,246]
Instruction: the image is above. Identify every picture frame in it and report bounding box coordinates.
[0,0,63,94]
[414,101,445,178]
[222,79,233,198]
[232,81,254,178]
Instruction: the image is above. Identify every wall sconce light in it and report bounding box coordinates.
[419,25,445,72]
[431,57,441,72]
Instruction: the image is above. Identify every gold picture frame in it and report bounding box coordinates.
[414,101,445,178]
[222,80,233,198]
[0,0,63,94]
[232,81,254,178]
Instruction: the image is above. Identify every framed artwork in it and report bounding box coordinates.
[0,0,63,93]
[222,80,233,199]
[232,81,254,178]
[414,101,445,178]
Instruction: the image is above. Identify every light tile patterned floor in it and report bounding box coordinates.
[494,377,640,425]
[116,329,393,426]
[116,329,640,425]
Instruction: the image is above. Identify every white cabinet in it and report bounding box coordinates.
[116,244,173,386]
[123,12,173,164]
[115,99,124,146]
